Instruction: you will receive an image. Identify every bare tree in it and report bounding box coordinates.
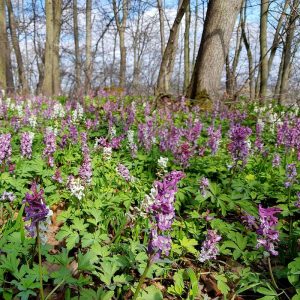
[0,0,7,90]
[157,0,165,57]
[73,0,80,92]
[183,2,191,93]
[156,0,189,95]
[42,0,62,96]
[113,0,128,88]
[279,0,300,103]
[259,0,269,101]
[6,0,29,93]
[85,0,92,92]
[187,0,243,101]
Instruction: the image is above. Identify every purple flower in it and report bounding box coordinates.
[79,133,92,184]
[242,213,256,230]
[255,123,264,152]
[285,163,297,188]
[52,169,63,183]
[23,183,50,237]
[228,124,252,166]
[199,177,209,197]
[174,142,194,167]
[1,191,15,202]
[256,205,281,256]
[43,129,56,167]
[199,230,221,262]
[20,132,34,159]
[148,228,171,261]
[116,164,133,182]
[207,125,221,155]
[145,171,185,260]
[0,133,12,165]
[272,153,281,167]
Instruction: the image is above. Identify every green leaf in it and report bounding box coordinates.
[137,285,163,300]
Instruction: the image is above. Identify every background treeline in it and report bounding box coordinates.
[0,0,299,104]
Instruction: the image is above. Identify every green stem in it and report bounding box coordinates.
[132,258,152,300]
[45,279,65,300]
[36,224,45,300]
[268,257,279,290]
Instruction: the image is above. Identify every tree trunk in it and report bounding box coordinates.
[5,33,14,92]
[113,0,128,88]
[156,0,189,95]
[183,2,191,93]
[241,1,254,100]
[279,0,299,103]
[192,0,198,68]
[0,0,7,90]
[187,0,243,101]
[268,0,290,77]
[6,0,29,93]
[85,0,92,92]
[73,0,80,92]
[157,0,165,57]
[259,0,269,101]
[52,0,61,95]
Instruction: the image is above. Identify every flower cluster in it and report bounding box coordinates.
[0,133,12,165]
[228,124,252,166]
[145,171,185,261]
[199,230,222,262]
[295,192,300,208]
[127,130,137,157]
[116,163,134,182]
[207,125,222,155]
[67,175,85,200]
[79,133,92,184]
[199,177,209,197]
[52,169,63,183]
[43,128,56,167]
[1,191,15,202]
[23,183,53,243]
[157,156,168,173]
[256,205,281,256]
[285,163,297,188]
[272,153,281,167]
[21,132,34,159]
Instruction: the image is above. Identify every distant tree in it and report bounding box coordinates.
[259,0,269,101]
[113,0,129,88]
[156,0,189,95]
[73,0,80,93]
[6,0,29,93]
[0,0,7,90]
[187,0,243,101]
[42,0,62,96]
[85,0,92,92]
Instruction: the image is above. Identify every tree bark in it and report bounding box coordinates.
[73,0,80,92]
[52,0,61,95]
[85,0,92,92]
[192,0,198,68]
[0,0,7,90]
[187,0,243,101]
[268,0,290,77]
[157,0,165,57]
[259,0,269,101]
[241,1,254,100]
[279,0,299,103]
[6,0,29,93]
[156,0,189,95]
[183,2,191,93]
[113,0,128,88]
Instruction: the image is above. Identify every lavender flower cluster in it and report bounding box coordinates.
[228,124,252,166]
[256,205,281,256]
[43,128,56,167]
[0,133,12,165]
[199,230,222,262]
[79,132,92,184]
[20,132,34,159]
[23,183,52,243]
[144,171,184,261]
[116,163,134,182]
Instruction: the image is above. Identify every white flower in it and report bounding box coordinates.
[158,157,168,169]
[103,146,112,160]
[68,177,85,200]
[29,115,37,128]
